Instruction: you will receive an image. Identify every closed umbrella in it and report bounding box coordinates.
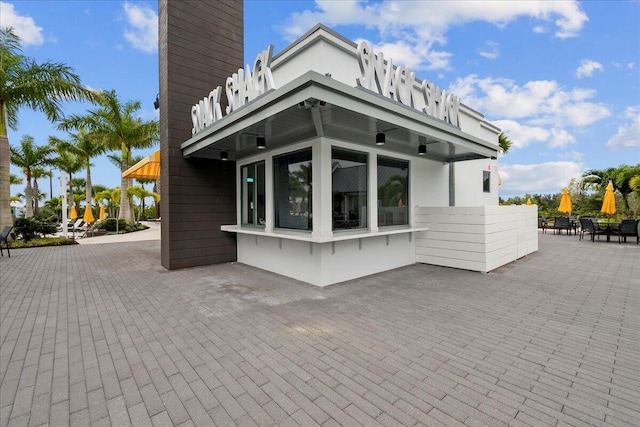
[83,205,95,224]
[601,181,616,216]
[69,205,78,220]
[99,205,106,221]
[558,188,571,214]
[526,198,532,206]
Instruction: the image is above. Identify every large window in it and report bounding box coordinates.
[377,156,409,226]
[274,149,312,230]
[332,148,367,230]
[241,161,265,227]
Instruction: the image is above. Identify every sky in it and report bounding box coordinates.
[2,0,639,200]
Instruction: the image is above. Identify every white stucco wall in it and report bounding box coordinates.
[237,233,416,287]
[454,159,499,207]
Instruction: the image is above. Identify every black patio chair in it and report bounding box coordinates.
[0,226,13,257]
[617,219,639,244]
[553,216,572,235]
[579,218,606,242]
[538,217,547,233]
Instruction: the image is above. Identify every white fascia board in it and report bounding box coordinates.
[182,71,498,159]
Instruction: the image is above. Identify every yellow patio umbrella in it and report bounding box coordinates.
[69,205,78,220]
[99,205,106,221]
[600,181,616,216]
[83,205,95,224]
[558,188,572,214]
[526,198,532,206]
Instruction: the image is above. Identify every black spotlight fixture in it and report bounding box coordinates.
[153,93,159,110]
[418,143,427,155]
[220,150,229,161]
[375,132,385,146]
[257,136,266,149]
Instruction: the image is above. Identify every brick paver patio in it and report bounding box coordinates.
[1,233,638,426]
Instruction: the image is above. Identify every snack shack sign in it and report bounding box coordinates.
[191,45,276,135]
[191,41,462,135]
[356,41,460,127]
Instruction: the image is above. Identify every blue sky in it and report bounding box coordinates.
[3,0,639,200]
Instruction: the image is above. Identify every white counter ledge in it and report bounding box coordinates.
[221,225,429,243]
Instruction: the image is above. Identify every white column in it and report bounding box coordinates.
[264,155,274,232]
[368,153,378,232]
[312,137,332,239]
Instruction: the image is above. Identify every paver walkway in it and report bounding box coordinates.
[1,233,638,426]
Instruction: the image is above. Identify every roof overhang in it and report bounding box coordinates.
[181,72,498,163]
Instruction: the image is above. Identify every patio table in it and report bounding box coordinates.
[598,222,619,242]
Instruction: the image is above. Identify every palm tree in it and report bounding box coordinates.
[9,173,23,186]
[10,135,53,217]
[0,27,96,231]
[498,131,513,155]
[50,128,105,207]
[48,143,83,213]
[127,185,159,224]
[31,167,52,216]
[58,90,158,224]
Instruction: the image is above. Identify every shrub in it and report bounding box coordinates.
[12,217,57,242]
[96,218,128,232]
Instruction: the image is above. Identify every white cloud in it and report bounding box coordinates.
[499,161,583,195]
[0,1,44,46]
[477,41,499,59]
[493,120,576,149]
[607,106,640,150]
[280,1,587,69]
[450,75,611,128]
[547,129,576,148]
[576,59,604,78]
[492,120,549,149]
[122,2,157,54]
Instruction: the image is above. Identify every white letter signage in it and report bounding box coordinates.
[191,45,276,135]
[356,41,460,127]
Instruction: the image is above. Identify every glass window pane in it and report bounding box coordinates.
[332,148,367,230]
[256,162,265,225]
[241,161,265,227]
[377,156,409,226]
[483,170,490,193]
[274,149,312,230]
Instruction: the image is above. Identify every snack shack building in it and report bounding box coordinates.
[159,4,537,287]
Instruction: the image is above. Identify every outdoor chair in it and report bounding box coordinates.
[579,218,607,242]
[617,219,639,244]
[0,226,13,257]
[551,216,572,235]
[538,217,547,233]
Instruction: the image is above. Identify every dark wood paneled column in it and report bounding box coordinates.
[159,0,242,269]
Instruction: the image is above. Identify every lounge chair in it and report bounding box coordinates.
[0,226,12,257]
[579,218,607,242]
[617,219,639,244]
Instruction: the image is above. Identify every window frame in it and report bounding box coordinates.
[240,161,266,228]
[483,170,491,193]
[331,147,368,231]
[377,155,409,227]
[273,148,313,231]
